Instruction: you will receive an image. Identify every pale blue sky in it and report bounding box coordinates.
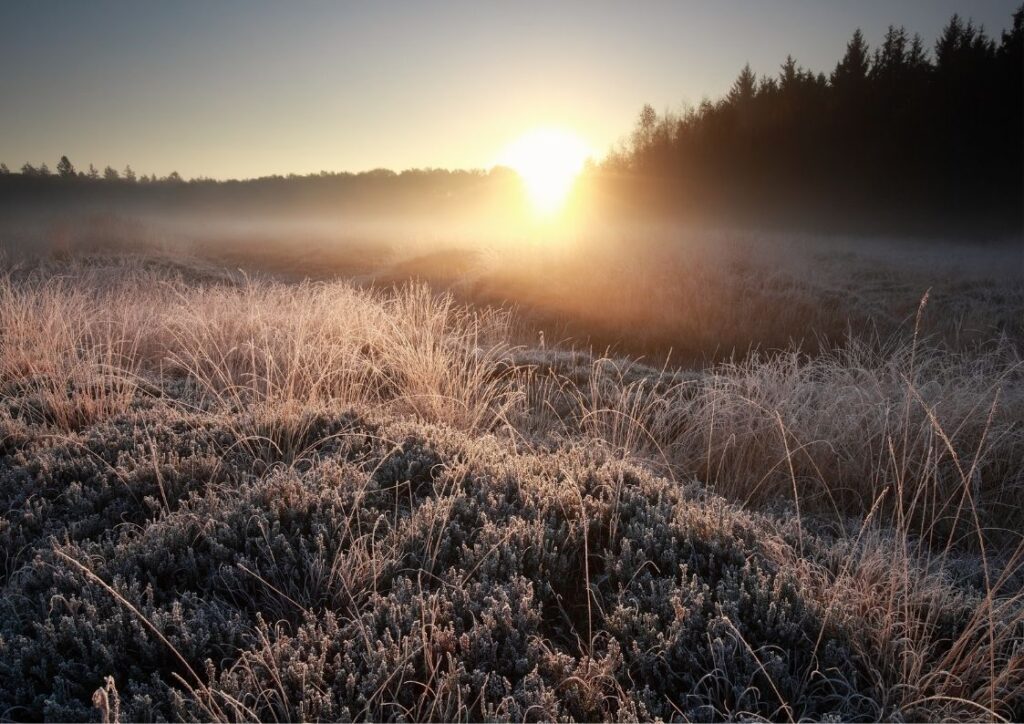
[1,0,1018,179]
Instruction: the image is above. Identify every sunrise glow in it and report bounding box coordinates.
[498,128,592,216]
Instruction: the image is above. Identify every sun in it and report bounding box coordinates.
[498,128,592,216]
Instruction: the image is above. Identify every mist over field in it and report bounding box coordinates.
[1,2,1023,723]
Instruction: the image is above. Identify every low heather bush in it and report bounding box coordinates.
[1,409,883,721]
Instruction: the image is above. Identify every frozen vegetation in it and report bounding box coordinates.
[0,245,1022,721]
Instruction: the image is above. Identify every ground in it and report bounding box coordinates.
[0,240,1022,721]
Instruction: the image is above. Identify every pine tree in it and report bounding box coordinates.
[907,34,930,73]
[728,63,757,104]
[780,55,800,91]
[832,29,871,89]
[871,26,909,82]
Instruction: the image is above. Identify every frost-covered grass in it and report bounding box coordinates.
[0,252,1022,721]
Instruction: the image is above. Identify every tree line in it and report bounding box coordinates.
[0,159,523,223]
[603,8,1023,234]
[2,7,1020,236]
[0,156,442,186]
[4,157,173,184]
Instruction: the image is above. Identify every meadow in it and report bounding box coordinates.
[1,232,1022,721]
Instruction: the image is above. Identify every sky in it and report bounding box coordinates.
[1,0,1019,180]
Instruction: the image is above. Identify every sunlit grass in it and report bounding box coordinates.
[1,249,1022,721]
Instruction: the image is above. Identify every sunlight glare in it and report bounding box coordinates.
[498,128,592,216]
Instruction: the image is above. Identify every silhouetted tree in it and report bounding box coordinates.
[103,166,119,181]
[56,155,75,178]
[728,63,757,104]
[87,163,100,180]
[780,55,801,91]
[123,165,137,182]
[832,29,871,90]
[631,104,659,157]
[38,163,51,177]
[871,26,908,83]
[908,34,929,69]
[0,163,9,175]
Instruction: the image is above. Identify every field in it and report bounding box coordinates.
[1,233,1023,721]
